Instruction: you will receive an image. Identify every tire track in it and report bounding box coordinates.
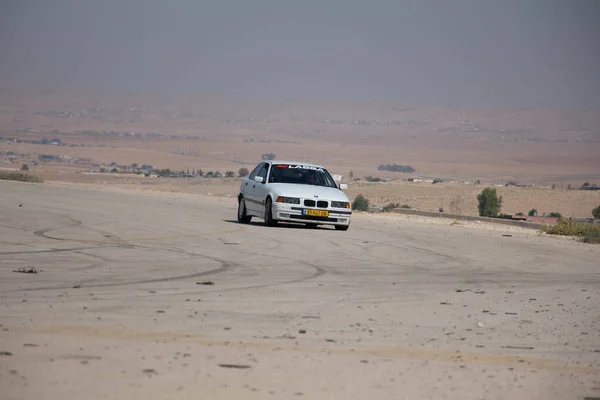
[33,218,83,240]
[18,255,235,292]
[0,245,120,255]
[147,243,329,296]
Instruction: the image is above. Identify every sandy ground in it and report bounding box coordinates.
[0,180,599,400]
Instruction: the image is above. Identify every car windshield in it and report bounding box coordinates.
[268,164,338,188]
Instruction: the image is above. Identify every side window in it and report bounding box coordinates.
[258,163,269,181]
[249,164,262,180]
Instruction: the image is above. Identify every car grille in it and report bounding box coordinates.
[303,199,329,208]
[317,200,328,208]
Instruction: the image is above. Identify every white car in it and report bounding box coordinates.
[237,160,352,230]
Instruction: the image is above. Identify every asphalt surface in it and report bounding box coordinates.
[1,180,599,400]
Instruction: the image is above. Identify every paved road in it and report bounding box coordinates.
[1,181,599,400]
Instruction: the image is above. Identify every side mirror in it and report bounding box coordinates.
[339,183,348,190]
[254,176,264,183]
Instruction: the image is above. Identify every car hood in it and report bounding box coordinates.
[270,183,349,202]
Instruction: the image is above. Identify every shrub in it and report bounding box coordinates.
[352,194,370,211]
[0,171,44,183]
[542,218,600,238]
[382,203,411,212]
[153,168,172,177]
[548,212,562,218]
[592,205,600,219]
[515,212,524,216]
[365,176,382,182]
[528,209,537,217]
[225,171,234,178]
[477,187,502,217]
[583,231,600,244]
[261,153,276,160]
[238,167,249,177]
[377,164,415,173]
[21,164,29,171]
[382,203,397,212]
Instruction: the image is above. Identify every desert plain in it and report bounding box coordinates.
[1,91,599,400]
[1,90,599,217]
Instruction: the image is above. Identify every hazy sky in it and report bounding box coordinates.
[1,0,599,107]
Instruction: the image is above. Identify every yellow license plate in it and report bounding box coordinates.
[304,209,329,217]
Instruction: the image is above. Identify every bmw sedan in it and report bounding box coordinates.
[237,160,352,230]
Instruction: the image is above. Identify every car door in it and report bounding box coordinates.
[252,162,271,213]
[241,164,259,196]
[244,162,268,214]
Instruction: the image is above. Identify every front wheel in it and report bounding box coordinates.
[237,197,252,224]
[335,224,349,231]
[264,198,278,226]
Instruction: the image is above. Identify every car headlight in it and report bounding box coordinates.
[276,196,300,204]
[331,201,350,209]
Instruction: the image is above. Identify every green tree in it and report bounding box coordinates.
[548,212,562,218]
[592,205,600,219]
[225,171,234,178]
[477,187,502,217]
[238,167,249,177]
[352,194,370,211]
[528,209,538,217]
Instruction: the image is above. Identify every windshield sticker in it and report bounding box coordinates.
[286,164,324,172]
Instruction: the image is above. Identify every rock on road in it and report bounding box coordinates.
[0,180,599,400]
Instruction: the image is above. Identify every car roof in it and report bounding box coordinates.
[266,160,325,169]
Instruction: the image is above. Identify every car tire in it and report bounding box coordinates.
[335,224,349,231]
[264,197,278,226]
[237,197,252,224]
[305,223,318,229]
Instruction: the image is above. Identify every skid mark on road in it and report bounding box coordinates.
[33,217,83,240]
[6,323,600,375]
[17,256,237,292]
[129,243,328,295]
[0,225,246,247]
[0,244,122,256]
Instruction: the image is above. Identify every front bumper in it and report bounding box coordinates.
[271,203,351,226]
